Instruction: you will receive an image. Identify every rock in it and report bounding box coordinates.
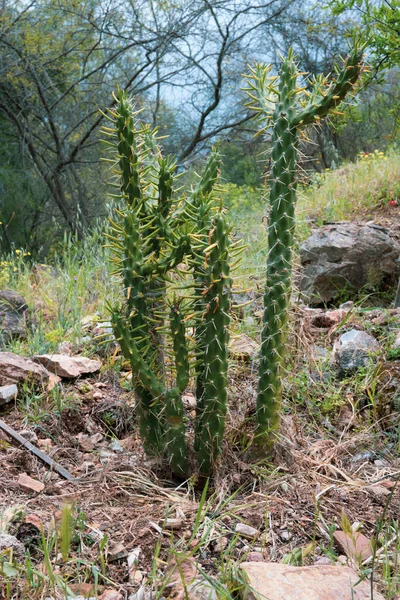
[77,433,95,452]
[229,336,260,361]
[0,352,52,388]
[93,321,114,337]
[239,562,384,600]
[0,383,18,405]
[299,222,400,305]
[109,439,124,453]
[314,556,333,566]
[340,301,355,311]
[333,530,373,562]
[279,530,292,542]
[246,552,264,562]
[0,290,29,341]
[19,429,38,443]
[0,533,26,561]
[33,354,101,379]
[98,591,123,600]
[187,578,217,600]
[333,330,380,371]
[235,523,260,539]
[127,547,141,569]
[310,309,347,329]
[18,473,45,494]
[214,536,228,552]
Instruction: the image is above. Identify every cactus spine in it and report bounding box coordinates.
[245,44,364,445]
[102,90,234,476]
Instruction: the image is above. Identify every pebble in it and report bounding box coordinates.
[235,523,260,539]
[279,531,292,542]
[214,536,228,552]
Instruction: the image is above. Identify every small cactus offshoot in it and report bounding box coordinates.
[102,90,237,476]
[245,43,364,447]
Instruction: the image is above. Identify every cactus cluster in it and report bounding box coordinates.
[245,43,364,446]
[102,90,235,476]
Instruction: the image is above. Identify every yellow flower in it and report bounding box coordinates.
[15,249,21,254]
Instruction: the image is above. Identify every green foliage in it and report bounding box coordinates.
[245,43,364,447]
[104,90,236,476]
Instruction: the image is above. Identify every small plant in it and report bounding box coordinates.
[245,42,364,447]
[102,90,237,477]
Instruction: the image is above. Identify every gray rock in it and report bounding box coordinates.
[109,439,124,453]
[235,523,260,539]
[0,383,18,405]
[333,330,380,371]
[19,429,38,443]
[187,577,218,600]
[0,533,25,561]
[299,223,400,305]
[0,290,29,342]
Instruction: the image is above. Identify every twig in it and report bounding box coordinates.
[0,419,75,481]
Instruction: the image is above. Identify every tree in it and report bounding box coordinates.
[0,0,301,252]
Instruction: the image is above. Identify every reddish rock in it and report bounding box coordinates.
[18,473,45,494]
[239,562,384,600]
[333,530,373,562]
[33,354,101,378]
[0,352,52,387]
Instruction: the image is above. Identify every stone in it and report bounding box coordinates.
[235,523,260,539]
[19,429,38,443]
[310,309,347,329]
[0,384,18,405]
[333,530,373,562]
[187,577,217,600]
[33,354,101,378]
[333,330,380,371]
[109,439,124,453]
[246,552,264,562]
[98,592,123,600]
[77,433,95,452]
[229,336,260,360]
[279,530,292,542]
[18,473,45,494]
[0,290,29,341]
[0,533,26,561]
[239,562,384,600]
[0,352,52,388]
[299,222,400,305]
[214,536,228,552]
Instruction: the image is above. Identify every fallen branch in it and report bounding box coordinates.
[0,419,75,481]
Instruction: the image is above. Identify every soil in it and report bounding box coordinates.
[1,303,400,599]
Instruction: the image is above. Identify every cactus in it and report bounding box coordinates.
[102,90,233,476]
[245,44,364,446]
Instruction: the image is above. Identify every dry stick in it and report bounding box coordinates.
[0,419,75,481]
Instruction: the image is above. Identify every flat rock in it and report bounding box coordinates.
[333,330,380,371]
[0,290,29,341]
[18,473,45,493]
[299,222,399,305]
[0,352,52,387]
[33,354,101,378]
[229,335,260,360]
[333,531,373,562]
[239,562,384,600]
[235,523,259,539]
[0,383,18,405]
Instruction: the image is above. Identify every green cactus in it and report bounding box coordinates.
[102,90,233,476]
[245,44,364,446]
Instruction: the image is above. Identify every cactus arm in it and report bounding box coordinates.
[292,45,364,127]
[245,46,363,447]
[195,214,231,475]
[111,312,163,453]
[255,57,298,441]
